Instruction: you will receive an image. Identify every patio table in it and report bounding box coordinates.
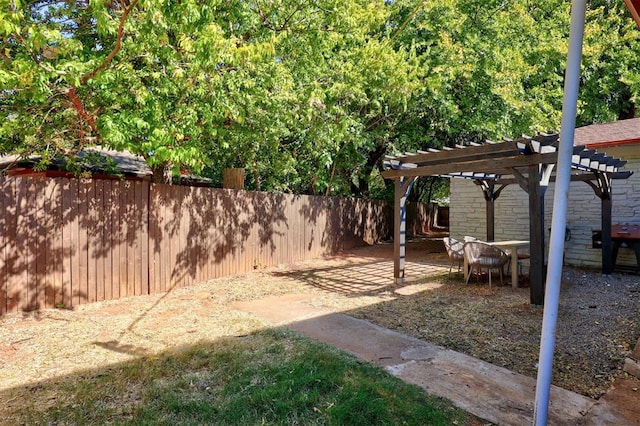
[463,239,530,288]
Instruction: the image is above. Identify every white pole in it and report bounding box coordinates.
[533,0,586,424]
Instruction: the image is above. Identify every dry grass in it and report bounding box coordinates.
[1,237,638,406]
[351,268,640,398]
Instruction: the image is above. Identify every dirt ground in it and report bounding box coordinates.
[1,238,639,410]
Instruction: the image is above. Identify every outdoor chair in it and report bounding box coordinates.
[443,237,464,276]
[463,241,510,288]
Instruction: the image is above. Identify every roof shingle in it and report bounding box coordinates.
[574,117,640,148]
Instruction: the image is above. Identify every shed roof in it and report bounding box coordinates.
[0,147,211,185]
[0,147,152,178]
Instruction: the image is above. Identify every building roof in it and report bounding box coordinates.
[0,147,152,179]
[0,147,211,185]
[574,117,640,149]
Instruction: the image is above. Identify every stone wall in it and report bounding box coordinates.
[450,144,640,269]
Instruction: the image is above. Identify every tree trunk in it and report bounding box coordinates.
[351,142,387,196]
[151,163,172,184]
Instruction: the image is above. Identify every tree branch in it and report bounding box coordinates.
[67,86,97,145]
[66,0,138,145]
[80,0,139,85]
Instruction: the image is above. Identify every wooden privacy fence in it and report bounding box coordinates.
[0,175,404,314]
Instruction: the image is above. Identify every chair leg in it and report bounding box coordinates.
[488,269,492,289]
[499,268,504,286]
[448,262,453,277]
[465,267,472,285]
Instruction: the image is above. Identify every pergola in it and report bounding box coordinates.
[382,133,633,306]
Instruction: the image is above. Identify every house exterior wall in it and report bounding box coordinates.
[450,145,640,269]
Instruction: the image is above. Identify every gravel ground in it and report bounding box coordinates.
[352,265,640,398]
[1,238,638,402]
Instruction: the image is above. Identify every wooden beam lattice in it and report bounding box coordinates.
[383,133,633,305]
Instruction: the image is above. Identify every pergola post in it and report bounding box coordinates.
[602,196,613,274]
[382,139,631,302]
[393,176,416,284]
[584,172,614,274]
[475,180,497,241]
[528,164,545,306]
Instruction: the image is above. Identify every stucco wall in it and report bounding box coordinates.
[450,145,640,269]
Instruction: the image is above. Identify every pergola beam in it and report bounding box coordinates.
[382,152,558,179]
[392,140,521,168]
[383,133,632,308]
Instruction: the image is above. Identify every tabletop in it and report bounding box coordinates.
[612,224,640,240]
[488,240,530,247]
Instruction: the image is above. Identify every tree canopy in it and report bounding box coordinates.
[1,0,639,199]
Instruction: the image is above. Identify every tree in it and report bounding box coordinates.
[578,1,640,123]
[1,0,139,165]
[1,0,418,189]
[2,0,638,194]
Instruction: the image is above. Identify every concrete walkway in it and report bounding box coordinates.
[232,295,639,426]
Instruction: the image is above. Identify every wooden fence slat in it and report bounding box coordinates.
[34,179,45,310]
[242,191,251,272]
[17,179,29,311]
[23,179,37,311]
[223,190,232,277]
[110,181,120,299]
[178,184,185,287]
[148,183,156,294]
[166,185,175,290]
[141,181,149,294]
[234,190,243,275]
[42,179,52,309]
[176,184,184,288]
[52,180,63,308]
[69,179,81,307]
[105,180,114,301]
[77,180,90,305]
[158,184,167,291]
[176,183,182,288]
[1,176,399,315]
[192,187,201,284]
[133,181,142,296]
[42,179,59,308]
[155,184,165,292]
[137,181,145,294]
[61,179,71,308]
[205,189,214,279]
[89,180,99,303]
[5,178,16,313]
[123,181,133,296]
[5,178,19,313]
[165,183,173,290]
[119,180,129,298]
[0,177,6,314]
[159,184,166,291]
[103,180,112,300]
[95,180,105,302]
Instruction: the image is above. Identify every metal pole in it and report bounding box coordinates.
[533,0,586,424]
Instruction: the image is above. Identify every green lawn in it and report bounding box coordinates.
[5,329,476,425]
